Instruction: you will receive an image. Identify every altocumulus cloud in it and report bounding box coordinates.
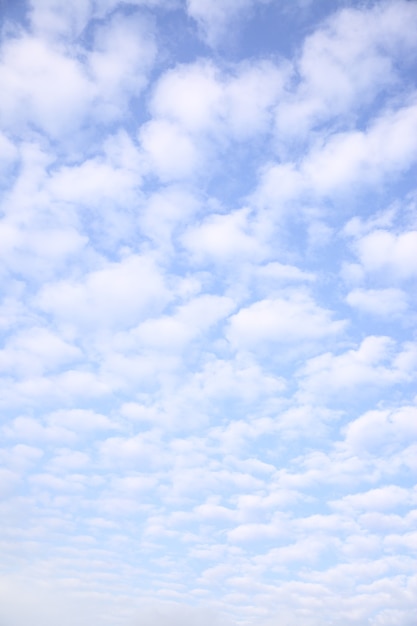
[0,1,416,625]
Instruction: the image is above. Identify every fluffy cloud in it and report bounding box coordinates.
[150,59,285,140]
[275,0,417,140]
[303,101,417,195]
[0,34,94,138]
[346,288,409,317]
[0,12,156,140]
[343,404,417,456]
[140,120,201,181]
[182,208,265,264]
[297,336,414,402]
[36,254,169,330]
[353,229,417,281]
[133,294,235,351]
[0,327,81,376]
[227,292,346,351]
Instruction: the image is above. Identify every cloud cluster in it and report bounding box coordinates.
[0,1,416,625]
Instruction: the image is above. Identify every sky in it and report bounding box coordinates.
[0,0,416,625]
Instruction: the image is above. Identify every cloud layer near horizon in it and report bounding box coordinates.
[0,1,416,625]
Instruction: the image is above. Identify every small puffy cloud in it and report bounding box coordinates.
[46,448,90,472]
[150,61,223,133]
[223,61,287,139]
[0,12,156,140]
[274,404,339,440]
[3,416,76,445]
[354,229,417,281]
[0,131,18,178]
[343,405,417,456]
[28,0,94,39]
[0,221,87,278]
[88,12,157,121]
[140,120,200,181]
[251,162,304,213]
[227,514,289,544]
[36,254,169,330]
[0,327,81,376]
[346,288,409,317]
[46,409,118,433]
[275,0,417,139]
[297,336,414,401]
[133,294,235,351]
[227,292,345,351]
[182,208,265,264]
[0,35,94,138]
[303,101,417,195]
[47,144,142,210]
[255,262,315,284]
[98,431,165,470]
[331,485,415,513]
[255,99,417,211]
[0,444,44,472]
[190,356,286,406]
[151,59,285,140]
[139,187,200,249]
[140,57,287,187]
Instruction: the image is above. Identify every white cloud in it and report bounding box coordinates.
[212,358,285,398]
[0,220,87,280]
[0,13,156,140]
[0,327,81,376]
[150,61,223,133]
[275,0,417,140]
[346,288,409,317]
[0,131,18,179]
[354,229,417,281]
[1,2,416,625]
[140,120,201,181]
[343,404,417,456]
[36,254,169,330]
[46,448,90,472]
[47,135,142,209]
[254,98,417,212]
[182,208,265,264]
[46,409,118,433]
[255,262,315,283]
[0,35,94,138]
[142,58,287,183]
[28,0,94,39]
[227,292,345,351]
[0,444,44,472]
[297,336,413,401]
[251,162,304,213]
[133,294,235,351]
[150,59,286,140]
[88,12,156,121]
[98,431,165,470]
[303,101,417,194]
[3,416,76,445]
[223,61,287,139]
[138,187,200,250]
[331,485,415,513]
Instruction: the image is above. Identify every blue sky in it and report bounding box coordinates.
[0,1,416,625]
